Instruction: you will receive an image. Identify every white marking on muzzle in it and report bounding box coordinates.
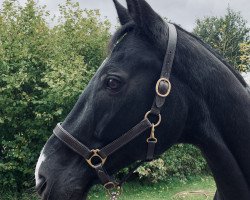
[35,148,46,185]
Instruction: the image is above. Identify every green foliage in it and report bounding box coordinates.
[137,145,209,183]
[137,158,168,183]
[193,7,250,71]
[239,42,250,72]
[0,0,110,191]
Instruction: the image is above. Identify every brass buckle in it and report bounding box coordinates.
[104,182,122,200]
[144,111,161,127]
[86,149,107,169]
[147,124,158,144]
[155,78,171,97]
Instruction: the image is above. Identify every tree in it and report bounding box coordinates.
[0,0,110,191]
[239,42,250,72]
[193,7,250,71]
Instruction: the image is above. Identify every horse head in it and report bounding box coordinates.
[35,0,250,200]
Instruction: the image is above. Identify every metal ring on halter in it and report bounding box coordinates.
[86,149,107,169]
[104,182,122,197]
[144,111,161,127]
[146,137,158,143]
[155,78,171,97]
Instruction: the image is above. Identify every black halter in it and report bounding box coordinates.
[53,23,177,199]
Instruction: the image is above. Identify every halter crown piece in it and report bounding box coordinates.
[53,22,177,200]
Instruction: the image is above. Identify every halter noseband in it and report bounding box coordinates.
[53,23,177,199]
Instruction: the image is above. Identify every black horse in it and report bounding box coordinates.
[35,0,250,199]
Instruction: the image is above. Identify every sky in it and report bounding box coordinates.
[0,0,250,32]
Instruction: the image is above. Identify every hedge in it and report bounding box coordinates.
[0,0,110,191]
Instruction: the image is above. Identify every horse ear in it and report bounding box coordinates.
[113,0,131,25]
[126,0,167,46]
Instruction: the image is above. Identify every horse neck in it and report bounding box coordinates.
[174,29,250,200]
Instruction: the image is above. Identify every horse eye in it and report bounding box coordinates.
[106,78,122,92]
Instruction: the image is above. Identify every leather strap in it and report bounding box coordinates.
[54,123,92,159]
[95,165,114,186]
[100,119,151,157]
[146,23,177,159]
[53,119,151,192]
[151,23,177,114]
[161,23,177,80]
[146,141,156,161]
[53,119,151,161]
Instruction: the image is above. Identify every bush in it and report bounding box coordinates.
[0,0,110,191]
[136,158,168,183]
[136,144,209,183]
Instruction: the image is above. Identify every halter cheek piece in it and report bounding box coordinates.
[53,23,177,199]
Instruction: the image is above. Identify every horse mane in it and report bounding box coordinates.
[109,22,248,88]
[174,24,248,88]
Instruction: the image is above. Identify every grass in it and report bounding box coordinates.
[0,176,216,200]
[89,176,215,200]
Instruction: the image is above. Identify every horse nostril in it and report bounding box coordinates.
[36,175,47,196]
